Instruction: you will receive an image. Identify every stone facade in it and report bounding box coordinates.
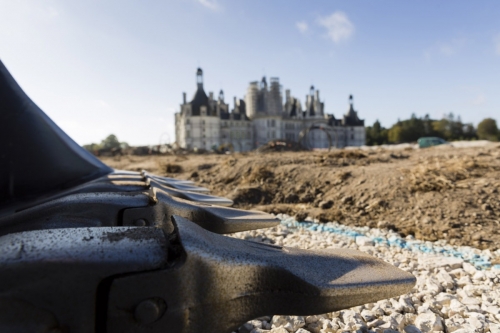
[175,69,365,151]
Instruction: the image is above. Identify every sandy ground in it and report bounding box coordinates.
[101,141,500,252]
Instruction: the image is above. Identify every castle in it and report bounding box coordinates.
[174,68,365,151]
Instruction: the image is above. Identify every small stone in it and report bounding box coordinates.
[419,256,463,269]
[270,328,288,333]
[462,262,477,276]
[356,236,375,247]
[448,299,467,317]
[448,268,465,278]
[305,322,321,333]
[272,316,305,332]
[403,325,422,333]
[465,317,486,332]
[251,329,271,333]
[399,295,416,313]
[483,305,500,315]
[367,319,385,329]
[377,221,391,229]
[341,310,366,330]
[472,271,486,281]
[460,296,480,306]
[249,320,263,329]
[452,327,477,333]
[490,323,500,333]
[435,293,457,307]
[340,196,353,204]
[361,309,376,322]
[436,271,454,290]
[481,203,492,211]
[424,277,443,296]
[372,306,385,317]
[320,319,340,333]
[305,316,320,324]
[390,312,405,331]
[456,275,472,287]
[414,312,444,333]
[295,329,311,333]
[444,315,465,333]
[376,316,398,331]
[319,200,334,209]
[240,323,255,333]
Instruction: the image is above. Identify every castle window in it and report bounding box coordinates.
[186,119,190,125]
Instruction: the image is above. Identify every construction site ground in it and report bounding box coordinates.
[101,141,500,253]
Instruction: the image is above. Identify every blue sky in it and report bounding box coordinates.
[1,0,499,145]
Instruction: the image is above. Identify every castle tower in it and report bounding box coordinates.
[196,68,203,89]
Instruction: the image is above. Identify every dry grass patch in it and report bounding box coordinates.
[243,166,274,184]
[405,156,495,192]
[164,163,183,173]
[327,150,367,159]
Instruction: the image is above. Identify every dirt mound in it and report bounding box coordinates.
[101,144,500,250]
[406,155,497,192]
[257,140,307,153]
[327,150,368,159]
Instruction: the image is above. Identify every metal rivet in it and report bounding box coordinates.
[134,219,147,227]
[134,298,166,324]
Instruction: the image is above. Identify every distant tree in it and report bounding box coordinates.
[365,120,389,145]
[100,134,121,150]
[462,123,477,140]
[82,143,100,153]
[83,134,128,155]
[388,124,403,143]
[477,118,499,141]
[120,142,130,150]
[385,113,478,143]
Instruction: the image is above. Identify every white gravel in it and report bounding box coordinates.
[230,215,500,333]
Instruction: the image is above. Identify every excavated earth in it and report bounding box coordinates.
[101,142,500,252]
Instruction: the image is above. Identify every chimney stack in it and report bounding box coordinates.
[183,92,186,104]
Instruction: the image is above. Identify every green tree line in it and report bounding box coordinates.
[83,134,129,153]
[366,114,499,145]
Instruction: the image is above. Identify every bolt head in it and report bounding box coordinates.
[134,298,166,325]
[134,219,147,227]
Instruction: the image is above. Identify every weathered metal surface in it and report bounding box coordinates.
[0,227,168,333]
[106,215,416,333]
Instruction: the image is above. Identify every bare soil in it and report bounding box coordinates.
[101,143,500,251]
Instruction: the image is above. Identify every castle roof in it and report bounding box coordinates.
[342,95,364,126]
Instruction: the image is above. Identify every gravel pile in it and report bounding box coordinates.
[230,216,500,333]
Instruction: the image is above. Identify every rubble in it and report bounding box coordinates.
[230,215,500,333]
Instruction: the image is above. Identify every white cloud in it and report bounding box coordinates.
[296,21,308,34]
[197,0,221,11]
[494,33,500,55]
[438,38,465,56]
[317,11,354,43]
[423,38,466,61]
[472,93,486,106]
